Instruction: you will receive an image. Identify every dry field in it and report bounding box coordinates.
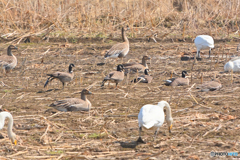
[0,36,239,159]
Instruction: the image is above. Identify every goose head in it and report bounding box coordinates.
[143,55,151,60]
[69,63,75,72]
[116,64,124,72]
[8,45,18,50]
[82,89,92,95]
[182,71,188,78]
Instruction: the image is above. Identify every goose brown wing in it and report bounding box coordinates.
[0,56,14,66]
[170,78,189,86]
[105,43,128,58]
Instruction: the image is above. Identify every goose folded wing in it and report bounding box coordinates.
[105,43,128,57]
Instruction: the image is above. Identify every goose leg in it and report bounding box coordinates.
[62,82,65,89]
[137,127,145,143]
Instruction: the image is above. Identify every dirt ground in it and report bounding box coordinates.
[0,38,240,160]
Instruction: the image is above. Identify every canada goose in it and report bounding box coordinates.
[0,112,17,145]
[194,35,214,58]
[224,58,240,72]
[137,101,173,143]
[132,69,153,83]
[164,71,189,86]
[0,45,18,74]
[50,89,92,112]
[101,64,124,88]
[44,63,75,89]
[104,27,129,61]
[123,55,151,73]
[196,79,222,92]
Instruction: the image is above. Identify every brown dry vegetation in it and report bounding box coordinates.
[0,0,240,41]
[0,0,240,160]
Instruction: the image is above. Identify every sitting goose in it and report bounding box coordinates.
[123,55,151,73]
[44,63,75,89]
[101,64,124,88]
[0,45,18,74]
[164,71,189,86]
[132,69,153,83]
[196,79,222,92]
[50,89,92,112]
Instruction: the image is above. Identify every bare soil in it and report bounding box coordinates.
[0,38,240,159]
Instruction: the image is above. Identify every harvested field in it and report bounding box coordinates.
[0,37,239,159]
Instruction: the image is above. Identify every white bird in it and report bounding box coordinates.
[0,111,17,145]
[224,57,240,72]
[194,35,214,58]
[137,101,173,143]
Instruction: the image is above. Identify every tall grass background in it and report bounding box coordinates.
[0,0,239,39]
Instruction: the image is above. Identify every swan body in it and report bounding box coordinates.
[224,58,240,72]
[194,35,214,58]
[0,112,17,145]
[137,101,173,143]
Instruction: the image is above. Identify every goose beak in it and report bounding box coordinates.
[15,46,18,50]
[169,124,172,133]
[88,91,92,95]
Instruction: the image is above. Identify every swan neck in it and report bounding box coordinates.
[0,112,14,139]
[163,102,172,120]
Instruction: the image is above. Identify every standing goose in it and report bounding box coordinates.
[0,45,18,74]
[0,111,17,145]
[132,69,153,83]
[196,79,222,92]
[137,101,173,143]
[44,63,75,89]
[194,35,214,58]
[104,27,129,62]
[123,55,151,73]
[164,71,189,86]
[50,89,92,112]
[101,64,124,88]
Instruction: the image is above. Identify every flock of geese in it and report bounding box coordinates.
[0,26,239,145]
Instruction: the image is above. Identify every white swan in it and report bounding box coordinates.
[194,35,214,58]
[0,112,17,145]
[224,58,240,72]
[137,101,173,143]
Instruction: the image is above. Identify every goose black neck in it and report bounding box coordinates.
[7,46,13,56]
[69,65,73,73]
[81,93,86,101]
[144,70,149,75]
[117,65,123,72]
[182,72,186,78]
